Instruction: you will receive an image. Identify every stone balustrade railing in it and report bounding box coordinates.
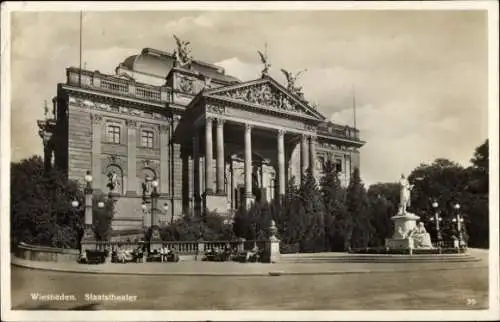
[66,68,172,103]
[91,239,267,255]
[318,123,360,140]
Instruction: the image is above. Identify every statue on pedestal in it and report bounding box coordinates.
[399,173,414,214]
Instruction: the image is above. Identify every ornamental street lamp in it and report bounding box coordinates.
[429,201,443,247]
[71,171,104,254]
[142,175,162,252]
[452,203,466,248]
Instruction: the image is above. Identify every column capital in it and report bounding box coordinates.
[159,125,169,133]
[91,113,103,124]
[126,119,138,128]
[216,118,225,126]
[244,123,253,132]
[206,116,214,123]
[277,129,286,138]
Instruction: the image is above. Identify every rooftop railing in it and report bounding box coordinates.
[66,68,172,103]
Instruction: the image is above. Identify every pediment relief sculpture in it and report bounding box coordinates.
[215,83,301,113]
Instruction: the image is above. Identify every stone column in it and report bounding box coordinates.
[309,135,317,182]
[277,129,286,197]
[193,132,200,213]
[301,134,309,182]
[91,114,103,190]
[244,124,253,209]
[160,125,169,195]
[216,118,225,194]
[126,120,137,194]
[205,117,214,194]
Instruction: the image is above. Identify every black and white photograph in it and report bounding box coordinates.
[1,1,498,321]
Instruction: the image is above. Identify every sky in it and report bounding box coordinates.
[9,9,489,186]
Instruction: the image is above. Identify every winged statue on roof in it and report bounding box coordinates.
[173,34,193,68]
[280,68,307,95]
[257,50,271,76]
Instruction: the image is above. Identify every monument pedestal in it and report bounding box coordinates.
[385,211,420,250]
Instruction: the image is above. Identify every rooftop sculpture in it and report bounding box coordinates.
[173,35,193,68]
[257,44,271,76]
[280,68,307,96]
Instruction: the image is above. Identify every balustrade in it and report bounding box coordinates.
[66,68,171,103]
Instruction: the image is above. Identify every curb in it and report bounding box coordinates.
[11,259,487,277]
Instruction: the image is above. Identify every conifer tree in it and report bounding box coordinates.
[345,167,373,250]
[321,160,348,251]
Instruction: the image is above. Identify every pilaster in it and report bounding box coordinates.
[159,124,170,194]
[91,113,103,190]
[126,120,138,194]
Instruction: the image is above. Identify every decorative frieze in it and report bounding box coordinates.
[68,95,169,122]
[217,83,300,112]
[206,104,226,114]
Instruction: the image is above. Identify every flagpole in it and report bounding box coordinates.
[79,10,83,86]
[352,84,357,130]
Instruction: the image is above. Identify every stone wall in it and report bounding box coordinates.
[13,242,80,262]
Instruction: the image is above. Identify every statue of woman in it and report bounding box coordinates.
[399,174,414,213]
[408,222,433,249]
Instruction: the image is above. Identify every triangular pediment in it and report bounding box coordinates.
[203,76,326,120]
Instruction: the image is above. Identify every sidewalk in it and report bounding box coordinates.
[11,251,488,277]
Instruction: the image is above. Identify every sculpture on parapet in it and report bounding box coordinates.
[173,35,193,68]
[280,68,307,96]
[399,173,414,214]
[257,47,271,77]
[43,100,49,119]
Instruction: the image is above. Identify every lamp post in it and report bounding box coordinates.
[142,175,162,252]
[71,171,104,254]
[429,201,443,248]
[452,203,465,248]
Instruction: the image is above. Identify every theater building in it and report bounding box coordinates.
[37,41,365,239]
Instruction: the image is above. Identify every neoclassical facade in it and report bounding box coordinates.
[38,42,365,239]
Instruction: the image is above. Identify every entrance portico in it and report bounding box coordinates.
[177,75,325,214]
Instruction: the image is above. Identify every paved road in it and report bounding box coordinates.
[10,263,488,310]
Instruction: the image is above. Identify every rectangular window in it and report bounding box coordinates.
[106,124,121,144]
[335,159,343,173]
[141,130,154,148]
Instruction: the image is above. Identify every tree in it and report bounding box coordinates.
[163,211,236,241]
[321,160,348,251]
[11,155,115,249]
[345,168,373,250]
[11,156,83,248]
[469,139,488,194]
[366,183,399,246]
[296,170,326,252]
